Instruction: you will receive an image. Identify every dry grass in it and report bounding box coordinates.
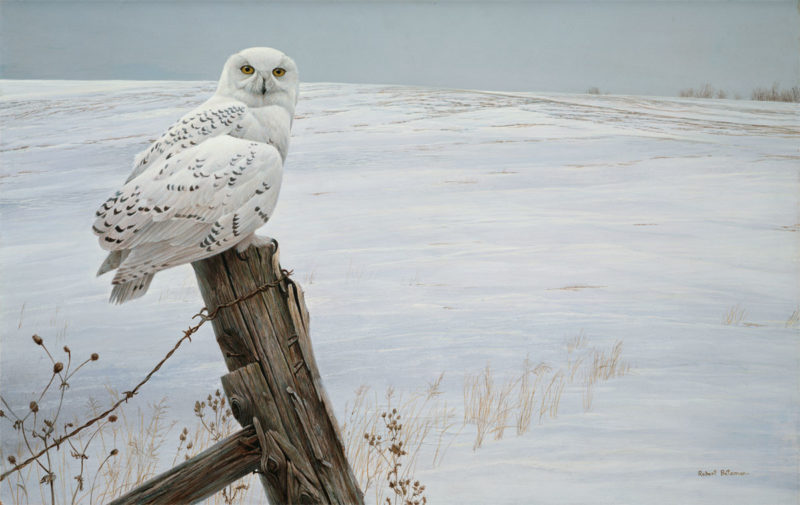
[751,84,800,103]
[722,304,747,326]
[679,84,728,99]
[341,382,453,505]
[2,390,252,505]
[516,359,553,435]
[86,396,173,504]
[467,336,630,447]
[364,410,428,505]
[462,336,629,449]
[785,307,799,328]
[679,83,799,102]
[0,335,252,505]
[463,365,518,448]
[344,334,632,491]
[5,329,630,505]
[577,341,630,411]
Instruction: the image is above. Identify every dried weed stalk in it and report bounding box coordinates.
[0,334,252,505]
[174,389,252,505]
[0,335,115,505]
[365,409,427,505]
[341,382,454,505]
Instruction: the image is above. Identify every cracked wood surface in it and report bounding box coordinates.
[192,242,364,505]
[107,427,260,505]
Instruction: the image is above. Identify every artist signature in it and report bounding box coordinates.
[698,469,749,477]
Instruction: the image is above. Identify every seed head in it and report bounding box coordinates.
[63,346,71,353]
[110,449,119,456]
[53,362,64,373]
[32,334,43,345]
[7,455,16,465]
[90,353,99,361]
[29,401,39,413]
[108,415,118,423]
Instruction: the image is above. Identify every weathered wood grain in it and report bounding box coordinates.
[107,427,260,505]
[192,241,364,505]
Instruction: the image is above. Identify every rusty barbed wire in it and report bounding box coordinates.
[0,269,292,481]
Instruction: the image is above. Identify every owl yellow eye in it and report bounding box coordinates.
[240,65,255,75]
[272,67,286,77]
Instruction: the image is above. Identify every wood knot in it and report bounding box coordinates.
[229,395,251,425]
[266,456,280,474]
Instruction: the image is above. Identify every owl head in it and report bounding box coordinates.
[217,47,299,110]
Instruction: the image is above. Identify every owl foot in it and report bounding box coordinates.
[235,233,273,260]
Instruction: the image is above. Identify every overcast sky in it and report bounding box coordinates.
[2,1,798,96]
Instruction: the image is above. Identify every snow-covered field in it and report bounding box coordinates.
[1,80,798,504]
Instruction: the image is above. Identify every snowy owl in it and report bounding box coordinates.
[93,47,299,304]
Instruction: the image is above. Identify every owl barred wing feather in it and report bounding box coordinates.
[93,136,283,303]
[124,97,249,183]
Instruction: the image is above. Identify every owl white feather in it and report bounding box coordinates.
[93,47,299,304]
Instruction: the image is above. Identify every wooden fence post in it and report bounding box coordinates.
[107,240,362,504]
[191,240,364,505]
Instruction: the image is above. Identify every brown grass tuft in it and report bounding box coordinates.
[722,304,747,326]
[577,340,630,411]
[679,84,725,99]
[785,307,799,328]
[751,83,800,102]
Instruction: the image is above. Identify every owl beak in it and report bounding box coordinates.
[259,74,276,96]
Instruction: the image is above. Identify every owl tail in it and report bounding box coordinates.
[97,250,130,277]
[109,273,155,304]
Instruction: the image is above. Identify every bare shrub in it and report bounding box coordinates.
[585,87,601,95]
[0,334,252,505]
[174,390,252,505]
[365,409,428,505]
[751,83,800,103]
[0,335,112,505]
[341,384,453,505]
[679,84,719,99]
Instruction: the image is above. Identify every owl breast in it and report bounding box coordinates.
[235,105,292,161]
